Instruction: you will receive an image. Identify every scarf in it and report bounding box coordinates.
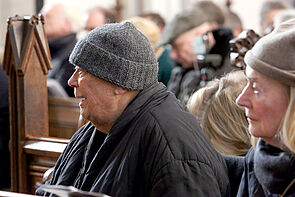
[254,139,295,195]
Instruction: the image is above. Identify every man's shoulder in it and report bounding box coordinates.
[148,93,200,132]
[149,97,218,156]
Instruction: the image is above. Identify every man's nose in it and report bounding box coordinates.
[68,71,78,88]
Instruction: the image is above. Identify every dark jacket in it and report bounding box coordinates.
[0,66,10,189]
[167,27,234,104]
[167,65,199,104]
[38,83,230,197]
[47,33,77,97]
[227,139,295,197]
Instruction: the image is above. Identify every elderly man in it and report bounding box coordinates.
[37,22,230,197]
[157,8,234,104]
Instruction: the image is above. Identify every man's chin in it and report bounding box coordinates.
[180,62,194,69]
[80,110,88,120]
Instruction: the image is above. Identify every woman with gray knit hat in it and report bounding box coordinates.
[226,18,295,197]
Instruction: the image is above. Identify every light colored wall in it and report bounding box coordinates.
[0,0,35,62]
[44,0,116,10]
[0,0,270,59]
[228,0,266,34]
[140,0,183,22]
[123,0,268,34]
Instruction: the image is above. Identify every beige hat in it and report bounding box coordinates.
[244,18,295,86]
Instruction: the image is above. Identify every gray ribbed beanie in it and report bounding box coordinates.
[69,21,158,90]
[244,18,295,86]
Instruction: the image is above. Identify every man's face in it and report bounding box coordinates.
[68,67,119,132]
[41,4,71,41]
[170,22,214,69]
[170,30,195,69]
[84,10,106,32]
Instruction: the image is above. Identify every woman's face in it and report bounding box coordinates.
[236,66,290,146]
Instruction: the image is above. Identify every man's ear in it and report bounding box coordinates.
[114,87,127,95]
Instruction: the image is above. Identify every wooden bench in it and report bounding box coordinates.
[2,15,83,194]
[0,190,38,197]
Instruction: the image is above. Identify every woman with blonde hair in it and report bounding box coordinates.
[228,18,295,196]
[187,70,251,156]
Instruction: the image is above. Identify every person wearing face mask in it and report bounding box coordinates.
[226,18,295,197]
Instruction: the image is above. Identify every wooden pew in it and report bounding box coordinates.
[0,190,38,197]
[48,96,80,139]
[22,137,68,194]
[2,15,81,194]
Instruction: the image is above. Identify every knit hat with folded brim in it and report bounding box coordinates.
[157,8,207,47]
[69,22,158,90]
[244,18,295,86]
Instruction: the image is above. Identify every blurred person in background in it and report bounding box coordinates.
[41,2,81,97]
[140,12,166,33]
[260,0,289,35]
[187,70,252,156]
[225,10,243,38]
[157,7,234,104]
[194,0,226,28]
[84,6,117,33]
[139,12,173,86]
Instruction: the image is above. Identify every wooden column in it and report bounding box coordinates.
[2,15,52,193]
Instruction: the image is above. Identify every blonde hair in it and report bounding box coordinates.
[187,70,251,156]
[282,87,295,152]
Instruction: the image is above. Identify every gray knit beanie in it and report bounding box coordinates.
[244,18,295,86]
[69,21,158,90]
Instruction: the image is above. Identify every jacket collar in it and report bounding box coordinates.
[110,82,167,135]
[254,138,295,195]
